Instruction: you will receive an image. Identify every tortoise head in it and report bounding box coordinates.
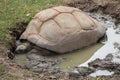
[15,39,31,53]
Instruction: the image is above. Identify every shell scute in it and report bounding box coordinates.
[40,20,64,42]
[54,13,81,34]
[27,34,39,43]
[34,9,59,21]
[72,11,96,30]
[20,6,106,53]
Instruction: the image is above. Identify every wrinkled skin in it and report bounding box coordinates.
[15,40,56,55]
[15,40,31,53]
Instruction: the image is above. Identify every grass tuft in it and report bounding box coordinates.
[0,64,6,75]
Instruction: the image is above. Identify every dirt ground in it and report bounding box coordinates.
[0,0,120,80]
[67,0,120,23]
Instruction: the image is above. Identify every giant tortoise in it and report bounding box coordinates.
[16,6,106,53]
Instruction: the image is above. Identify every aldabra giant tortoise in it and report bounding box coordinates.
[16,6,106,53]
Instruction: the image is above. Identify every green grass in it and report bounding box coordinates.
[0,64,6,75]
[116,0,120,1]
[0,0,63,43]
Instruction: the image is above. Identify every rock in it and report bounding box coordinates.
[104,54,113,61]
[49,75,57,79]
[88,54,120,71]
[68,66,94,78]
[69,72,82,78]
[74,67,94,76]
[16,6,106,54]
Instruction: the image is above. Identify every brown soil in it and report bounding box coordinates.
[67,0,120,24]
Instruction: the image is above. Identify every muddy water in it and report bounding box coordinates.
[59,43,103,72]
[14,43,103,72]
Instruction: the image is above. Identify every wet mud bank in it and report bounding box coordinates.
[8,22,28,59]
[8,0,120,79]
[67,0,120,24]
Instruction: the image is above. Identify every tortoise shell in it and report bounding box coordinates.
[20,6,106,53]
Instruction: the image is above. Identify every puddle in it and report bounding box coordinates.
[59,43,103,72]
[14,43,103,72]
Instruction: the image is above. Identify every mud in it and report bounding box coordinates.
[20,49,65,73]
[88,54,120,74]
[8,22,27,54]
[8,22,28,59]
[67,0,120,24]
[8,0,120,79]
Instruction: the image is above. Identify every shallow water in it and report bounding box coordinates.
[59,43,103,72]
[14,43,103,72]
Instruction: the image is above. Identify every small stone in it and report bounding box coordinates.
[49,75,57,79]
[26,13,30,16]
[104,54,113,61]
[69,72,82,78]
[74,67,94,76]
